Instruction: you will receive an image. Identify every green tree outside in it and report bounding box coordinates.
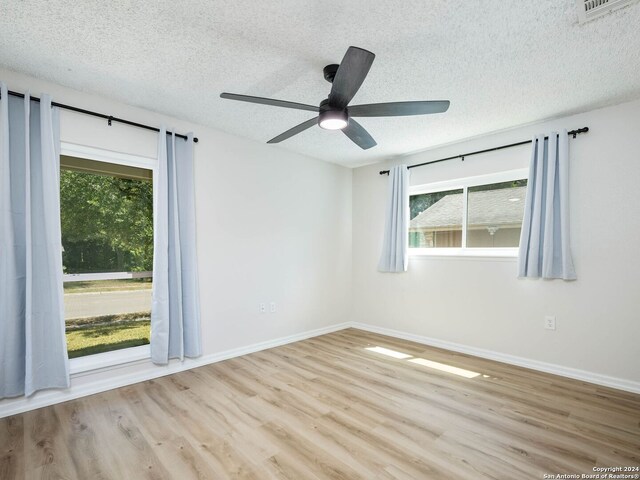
[60,170,153,273]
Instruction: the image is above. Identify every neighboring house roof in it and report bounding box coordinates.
[410,187,526,230]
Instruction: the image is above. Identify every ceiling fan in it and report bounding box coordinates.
[220,46,450,150]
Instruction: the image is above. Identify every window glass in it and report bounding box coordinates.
[466,180,527,248]
[409,189,463,248]
[61,157,153,358]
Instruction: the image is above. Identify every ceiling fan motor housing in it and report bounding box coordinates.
[318,99,348,130]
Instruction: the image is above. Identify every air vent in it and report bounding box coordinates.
[576,0,639,23]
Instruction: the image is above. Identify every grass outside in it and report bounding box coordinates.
[64,278,152,294]
[66,312,150,358]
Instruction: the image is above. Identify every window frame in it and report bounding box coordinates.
[60,142,157,374]
[408,168,528,258]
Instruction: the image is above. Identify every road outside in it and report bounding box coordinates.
[64,289,152,319]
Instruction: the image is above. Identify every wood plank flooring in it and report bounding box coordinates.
[1,328,639,479]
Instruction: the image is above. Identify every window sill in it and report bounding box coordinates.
[69,345,151,376]
[409,248,519,260]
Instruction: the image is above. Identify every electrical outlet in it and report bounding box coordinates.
[259,303,266,313]
[270,302,276,313]
[544,315,556,330]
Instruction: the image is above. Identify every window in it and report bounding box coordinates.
[409,170,528,256]
[466,180,527,247]
[60,147,154,359]
[409,188,463,248]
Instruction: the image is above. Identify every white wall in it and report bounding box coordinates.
[353,98,640,386]
[0,69,352,415]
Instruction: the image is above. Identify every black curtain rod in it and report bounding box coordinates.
[2,89,199,143]
[379,127,589,175]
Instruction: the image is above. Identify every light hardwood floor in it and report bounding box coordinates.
[1,328,639,479]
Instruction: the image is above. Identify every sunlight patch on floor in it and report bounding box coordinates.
[365,345,482,379]
[365,346,413,359]
[408,358,481,378]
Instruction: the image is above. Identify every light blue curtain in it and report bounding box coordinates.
[151,127,201,364]
[378,164,410,273]
[0,83,69,398]
[518,130,576,280]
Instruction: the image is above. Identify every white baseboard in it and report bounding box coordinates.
[0,322,351,419]
[350,322,640,394]
[2,320,638,418]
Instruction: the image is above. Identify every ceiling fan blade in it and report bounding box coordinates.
[328,47,375,109]
[349,100,450,117]
[343,119,377,150]
[220,93,319,112]
[267,117,318,144]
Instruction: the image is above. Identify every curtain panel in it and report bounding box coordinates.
[518,130,576,280]
[151,127,201,364]
[378,164,410,273]
[0,83,69,398]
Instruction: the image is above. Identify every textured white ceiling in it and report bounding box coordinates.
[1,1,640,167]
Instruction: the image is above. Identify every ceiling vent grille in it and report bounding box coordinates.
[576,0,639,23]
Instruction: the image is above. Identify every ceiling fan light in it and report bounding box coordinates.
[318,110,348,130]
[319,118,348,130]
